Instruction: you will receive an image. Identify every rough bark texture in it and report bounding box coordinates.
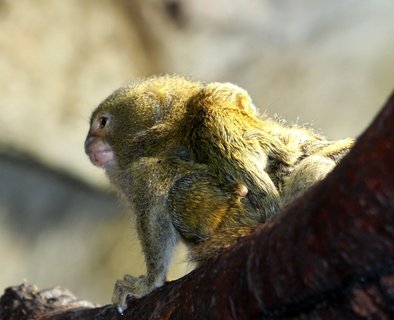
[1,91,393,319]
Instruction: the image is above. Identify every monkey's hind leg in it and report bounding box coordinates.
[281,155,335,205]
[315,138,354,162]
[168,171,266,265]
[168,172,249,243]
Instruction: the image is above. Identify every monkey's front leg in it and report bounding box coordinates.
[112,207,177,312]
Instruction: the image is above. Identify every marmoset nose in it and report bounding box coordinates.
[84,133,95,154]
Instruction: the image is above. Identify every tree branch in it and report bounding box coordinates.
[1,91,394,319]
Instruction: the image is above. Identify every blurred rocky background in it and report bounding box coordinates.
[0,0,393,305]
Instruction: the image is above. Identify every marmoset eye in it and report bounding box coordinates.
[96,115,110,129]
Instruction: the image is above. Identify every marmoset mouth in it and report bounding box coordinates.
[85,138,114,167]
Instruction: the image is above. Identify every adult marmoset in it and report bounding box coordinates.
[85,75,353,312]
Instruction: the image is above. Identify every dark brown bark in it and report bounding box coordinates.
[1,90,394,319]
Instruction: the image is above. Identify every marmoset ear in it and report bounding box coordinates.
[204,82,257,114]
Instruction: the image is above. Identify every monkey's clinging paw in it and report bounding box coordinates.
[112,274,153,313]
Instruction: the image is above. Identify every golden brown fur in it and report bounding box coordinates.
[84,75,353,311]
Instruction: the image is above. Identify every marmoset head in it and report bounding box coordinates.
[84,75,257,169]
[84,76,199,168]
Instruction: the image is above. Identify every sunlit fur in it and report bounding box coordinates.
[85,75,353,311]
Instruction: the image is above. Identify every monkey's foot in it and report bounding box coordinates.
[112,274,153,314]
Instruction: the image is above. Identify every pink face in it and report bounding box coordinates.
[85,136,114,167]
[85,112,115,168]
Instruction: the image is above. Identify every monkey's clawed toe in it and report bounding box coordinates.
[112,274,152,313]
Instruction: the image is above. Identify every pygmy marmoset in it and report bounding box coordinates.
[85,75,353,312]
